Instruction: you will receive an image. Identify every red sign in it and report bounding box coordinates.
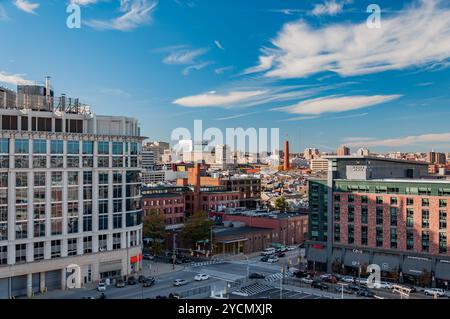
[130,254,143,263]
[312,244,324,249]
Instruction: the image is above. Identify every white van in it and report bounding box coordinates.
[261,248,276,256]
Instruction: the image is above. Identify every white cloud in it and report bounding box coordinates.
[70,0,101,5]
[247,0,450,78]
[215,112,258,121]
[182,61,211,75]
[214,66,233,74]
[0,71,33,85]
[214,40,224,50]
[173,90,267,108]
[13,0,39,15]
[85,0,157,31]
[346,132,450,148]
[279,115,320,122]
[274,95,401,115]
[163,48,208,65]
[310,0,349,16]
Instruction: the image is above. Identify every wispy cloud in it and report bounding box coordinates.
[329,112,368,120]
[341,137,375,143]
[273,95,401,115]
[215,111,259,121]
[278,115,320,122]
[346,132,450,148]
[173,90,267,108]
[85,0,158,31]
[70,0,101,5]
[0,5,8,21]
[0,71,33,85]
[182,61,212,75]
[310,0,350,16]
[13,0,39,15]
[214,40,224,50]
[214,66,233,75]
[416,82,434,87]
[163,47,208,65]
[247,0,450,78]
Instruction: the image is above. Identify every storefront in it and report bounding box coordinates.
[435,260,450,289]
[402,256,432,286]
[306,245,327,272]
[343,249,370,276]
[373,253,400,280]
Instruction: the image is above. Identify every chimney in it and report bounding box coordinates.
[45,76,51,97]
[284,140,290,171]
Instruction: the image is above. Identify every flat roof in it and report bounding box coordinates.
[213,226,270,237]
[323,155,428,165]
[335,178,450,184]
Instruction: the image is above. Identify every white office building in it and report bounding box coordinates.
[0,82,144,298]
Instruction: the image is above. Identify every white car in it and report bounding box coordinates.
[267,256,279,263]
[373,281,393,289]
[173,279,188,286]
[300,277,313,284]
[424,288,445,297]
[286,246,297,251]
[97,282,106,292]
[341,276,355,283]
[194,274,210,281]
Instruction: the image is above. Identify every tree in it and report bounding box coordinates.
[180,211,213,249]
[142,210,166,256]
[274,196,289,212]
[418,269,432,287]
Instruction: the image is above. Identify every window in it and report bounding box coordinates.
[34,172,46,187]
[376,207,383,225]
[390,228,397,248]
[334,205,340,221]
[361,206,368,224]
[130,143,138,155]
[361,226,368,246]
[334,224,340,242]
[376,196,383,205]
[348,225,354,244]
[348,194,355,203]
[16,244,26,264]
[348,205,354,223]
[34,220,45,238]
[83,215,92,232]
[99,215,108,230]
[82,141,93,154]
[422,231,429,252]
[0,246,7,264]
[33,139,47,154]
[334,194,340,202]
[99,234,107,251]
[439,233,447,254]
[406,198,414,206]
[439,199,447,208]
[407,229,414,250]
[34,242,44,261]
[83,171,92,184]
[422,210,429,229]
[390,197,397,205]
[51,219,62,235]
[376,228,383,247]
[113,233,121,250]
[68,238,77,256]
[0,139,9,153]
[51,240,61,258]
[16,221,28,239]
[15,139,29,154]
[50,140,63,154]
[98,141,109,154]
[113,214,122,229]
[407,209,414,228]
[83,236,92,254]
[112,142,123,155]
[67,141,79,154]
[439,211,447,230]
[361,195,368,204]
[390,207,398,226]
[422,198,429,207]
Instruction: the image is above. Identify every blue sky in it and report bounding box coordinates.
[1,0,450,153]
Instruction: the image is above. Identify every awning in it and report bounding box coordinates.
[99,260,123,273]
[435,260,450,281]
[332,248,343,263]
[344,250,370,267]
[307,247,327,263]
[373,253,400,272]
[402,256,432,276]
[216,238,248,244]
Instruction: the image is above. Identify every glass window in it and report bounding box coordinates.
[51,140,63,154]
[15,139,29,154]
[82,141,93,154]
[67,141,79,154]
[33,139,47,154]
[112,142,123,155]
[0,139,9,154]
[98,141,109,154]
[130,143,138,155]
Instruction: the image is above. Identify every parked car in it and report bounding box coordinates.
[300,277,313,285]
[294,270,310,278]
[168,293,180,299]
[311,280,329,290]
[267,256,279,263]
[335,285,352,294]
[143,253,154,260]
[358,288,376,298]
[181,257,191,263]
[340,276,355,283]
[155,295,167,299]
[373,281,393,289]
[249,273,265,279]
[261,248,276,256]
[115,280,126,288]
[348,284,361,293]
[321,274,338,284]
[260,256,270,262]
[143,277,155,287]
[424,288,445,297]
[319,273,333,280]
[138,275,147,283]
[286,246,297,251]
[127,276,137,285]
[194,274,210,281]
[97,282,106,292]
[173,279,188,286]
[276,252,286,258]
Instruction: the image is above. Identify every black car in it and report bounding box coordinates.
[168,293,180,299]
[138,275,147,283]
[181,257,191,263]
[311,280,329,291]
[127,276,137,285]
[260,256,269,262]
[249,273,265,279]
[358,288,376,298]
[143,277,155,287]
[276,252,286,258]
[155,295,167,299]
[294,270,309,278]
[115,280,126,288]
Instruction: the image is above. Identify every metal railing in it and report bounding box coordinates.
[179,285,211,298]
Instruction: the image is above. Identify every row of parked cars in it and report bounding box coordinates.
[172,273,211,287]
[97,275,155,291]
[260,246,298,263]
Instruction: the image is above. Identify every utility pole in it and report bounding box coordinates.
[280,266,284,299]
[172,232,176,270]
[210,227,213,258]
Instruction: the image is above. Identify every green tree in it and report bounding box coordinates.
[180,211,213,248]
[142,209,166,255]
[274,196,289,212]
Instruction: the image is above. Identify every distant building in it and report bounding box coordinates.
[143,141,169,163]
[310,158,328,172]
[356,148,370,156]
[304,148,320,160]
[427,151,446,165]
[336,145,350,156]
[141,150,156,168]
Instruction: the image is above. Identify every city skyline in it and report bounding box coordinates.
[0,0,450,153]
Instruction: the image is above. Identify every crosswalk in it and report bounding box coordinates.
[188,259,224,268]
[232,282,273,297]
[264,272,294,282]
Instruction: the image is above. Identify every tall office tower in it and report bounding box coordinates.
[141,150,156,169]
[336,145,350,156]
[283,140,290,171]
[143,141,169,163]
[427,151,446,165]
[0,80,144,298]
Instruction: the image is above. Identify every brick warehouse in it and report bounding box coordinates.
[307,156,450,288]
